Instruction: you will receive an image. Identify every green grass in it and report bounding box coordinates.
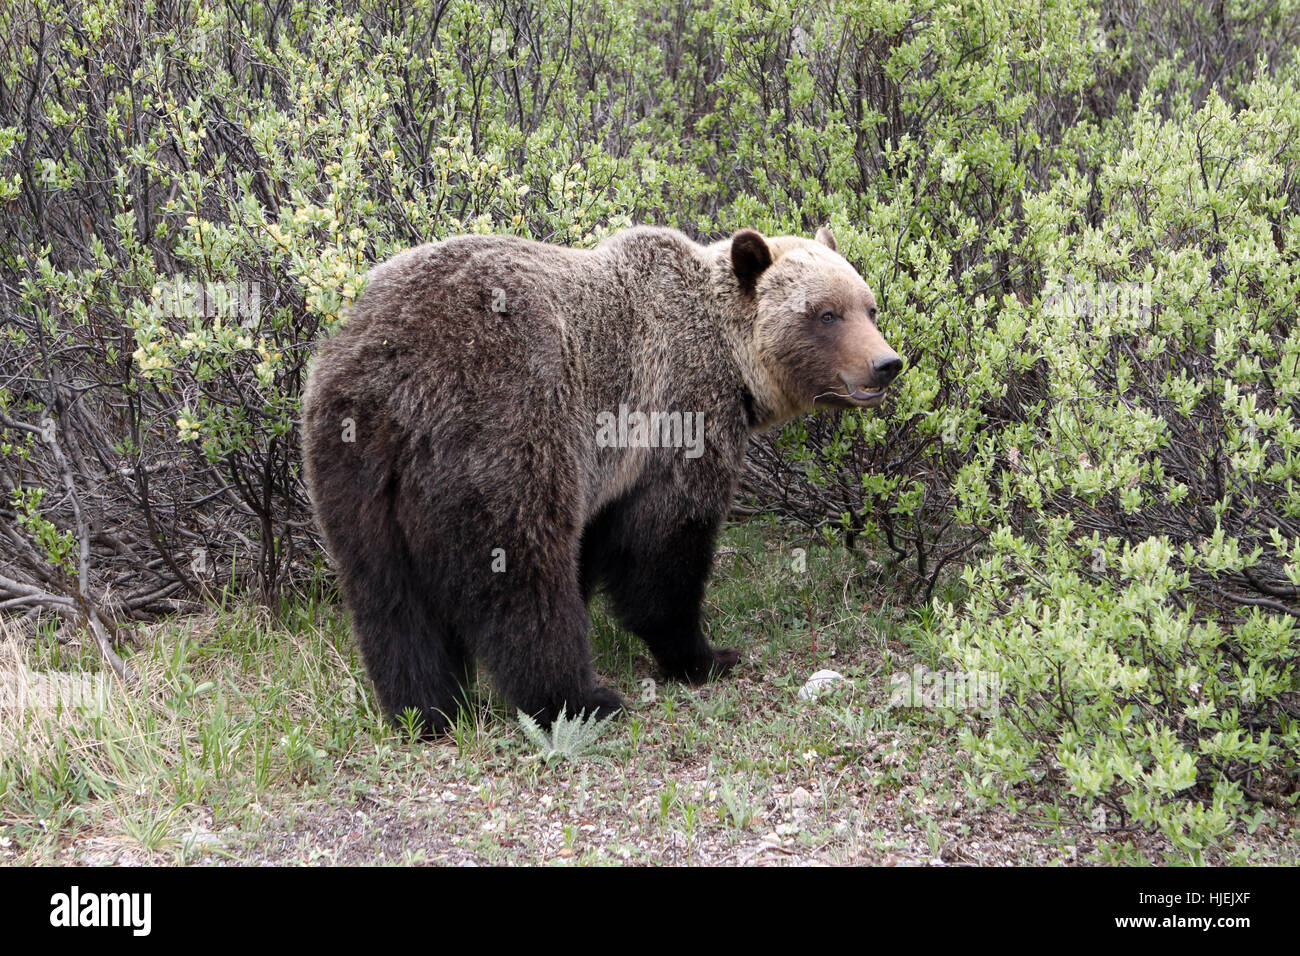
[0,519,1294,866]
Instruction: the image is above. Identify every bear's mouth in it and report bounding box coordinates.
[815,375,888,408]
[844,383,887,406]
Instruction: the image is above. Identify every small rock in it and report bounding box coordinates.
[789,786,815,808]
[183,830,223,851]
[797,669,846,700]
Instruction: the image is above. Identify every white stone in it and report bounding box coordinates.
[797,669,846,700]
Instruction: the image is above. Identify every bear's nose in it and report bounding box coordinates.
[873,356,902,386]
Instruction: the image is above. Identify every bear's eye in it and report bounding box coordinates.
[868,306,878,320]
[819,311,838,324]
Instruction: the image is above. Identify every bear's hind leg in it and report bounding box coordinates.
[345,554,474,737]
[468,564,624,727]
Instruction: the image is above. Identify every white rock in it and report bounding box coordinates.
[789,786,815,808]
[797,669,846,700]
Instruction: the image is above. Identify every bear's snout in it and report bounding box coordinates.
[829,315,902,408]
[873,354,902,386]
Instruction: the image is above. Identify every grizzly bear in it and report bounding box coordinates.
[302,225,901,733]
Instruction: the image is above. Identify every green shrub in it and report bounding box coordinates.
[0,0,661,614]
[1,0,1297,856]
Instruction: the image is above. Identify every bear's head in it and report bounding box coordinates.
[727,226,901,424]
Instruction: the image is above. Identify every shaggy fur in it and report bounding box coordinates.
[302,225,901,733]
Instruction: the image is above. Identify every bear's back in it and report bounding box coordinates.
[302,227,746,529]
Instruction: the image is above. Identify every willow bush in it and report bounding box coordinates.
[941,73,1300,857]
[1,0,1298,855]
[0,0,651,618]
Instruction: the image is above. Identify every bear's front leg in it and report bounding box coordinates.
[583,493,741,683]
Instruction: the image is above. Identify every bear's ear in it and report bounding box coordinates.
[815,226,838,252]
[731,229,773,294]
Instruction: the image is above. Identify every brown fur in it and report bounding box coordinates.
[302,225,900,732]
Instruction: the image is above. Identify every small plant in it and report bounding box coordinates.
[717,779,760,830]
[452,706,491,760]
[658,781,679,831]
[117,800,180,854]
[395,707,425,745]
[278,726,329,784]
[515,707,617,766]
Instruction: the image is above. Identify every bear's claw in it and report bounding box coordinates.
[674,646,742,683]
[585,685,626,719]
[710,646,742,677]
